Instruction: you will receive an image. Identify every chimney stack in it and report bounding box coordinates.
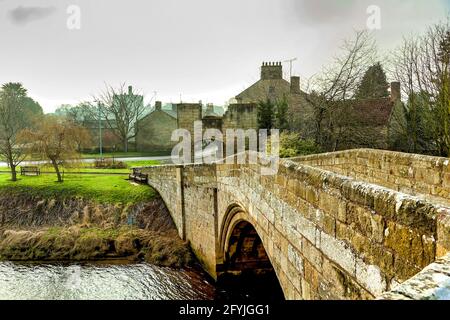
[290,76,300,94]
[261,61,283,80]
[155,101,162,111]
[390,82,401,102]
[128,85,133,95]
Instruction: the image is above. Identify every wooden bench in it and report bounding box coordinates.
[20,166,41,176]
[129,168,148,183]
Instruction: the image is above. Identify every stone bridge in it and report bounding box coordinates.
[139,149,450,300]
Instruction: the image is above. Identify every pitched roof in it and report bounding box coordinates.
[139,108,177,123]
[349,98,394,126]
[162,109,177,119]
[235,79,292,102]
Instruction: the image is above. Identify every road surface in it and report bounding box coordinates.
[0,156,172,168]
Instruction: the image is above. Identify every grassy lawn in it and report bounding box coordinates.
[0,174,156,204]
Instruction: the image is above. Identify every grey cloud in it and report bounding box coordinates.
[287,0,363,24]
[9,6,57,25]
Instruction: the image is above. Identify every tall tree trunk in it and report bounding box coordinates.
[124,139,128,153]
[51,160,63,182]
[6,142,17,181]
[9,161,17,182]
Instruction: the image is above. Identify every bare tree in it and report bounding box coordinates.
[19,116,87,182]
[95,84,146,152]
[389,21,450,156]
[305,30,377,150]
[0,83,28,181]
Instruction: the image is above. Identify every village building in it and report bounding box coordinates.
[134,62,401,153]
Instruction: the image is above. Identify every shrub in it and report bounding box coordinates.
[279,132,322,158]
[94,158,127,169]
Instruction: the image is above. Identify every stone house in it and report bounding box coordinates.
[135,101,226,152]
[234,61,312,132]
[135,101,178,152]
[234,62,401,150]
[135,62,401,154]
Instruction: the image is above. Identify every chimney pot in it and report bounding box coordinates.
[290,76,300,94]
[261,61,283,80]
[390,82,401,102]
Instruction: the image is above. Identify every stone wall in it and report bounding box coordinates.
[177,103,202,161]
[215,158,450,299]
[140,149,450,300]
[222,103,258,132]
[181,164,218,276]
[379,253,450,300]
[139,165,184,238]
[292,149,450,206]
[136,111,177,152]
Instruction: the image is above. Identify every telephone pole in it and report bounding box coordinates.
[97,101,103,159]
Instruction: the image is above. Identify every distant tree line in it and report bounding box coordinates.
[258,20,449,158]
[0,82,90,182]
[54,84,148,153]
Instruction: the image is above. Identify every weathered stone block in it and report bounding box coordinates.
[319,231,356,276]
[301,237,323,270]
[384,221,435,268]
[303,260,319,293]
[296,214,318,245]
[301,277,311,300]
[305,186,319,205]
[415,167,441,186]
[337,201,347,223]
[393,257,423,282]
[288,243,304,275]
[437,210,450,257]
[355,258,387,296]
[443,173,450,189]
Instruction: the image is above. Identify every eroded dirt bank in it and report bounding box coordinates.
[0,192,193,268]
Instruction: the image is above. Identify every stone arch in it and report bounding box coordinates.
[217,203,285,300]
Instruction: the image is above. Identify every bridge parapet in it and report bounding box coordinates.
[379,253,450,300]
[137,149,450,300]
[215,158,450,299]
[291,149,450,206]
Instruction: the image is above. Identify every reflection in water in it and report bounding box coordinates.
[0,262,215,300]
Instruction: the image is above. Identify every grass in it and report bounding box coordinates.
[0,173,156,204]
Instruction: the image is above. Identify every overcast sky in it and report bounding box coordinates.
[0,0,449,113]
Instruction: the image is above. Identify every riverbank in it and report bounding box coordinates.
[0,177,194,268]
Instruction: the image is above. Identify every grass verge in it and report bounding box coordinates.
[0,174,155,204]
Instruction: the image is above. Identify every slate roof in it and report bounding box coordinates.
[349,98,394,126]
[235,79,292,102]
[139,107,177,123]
[162,109,177,119]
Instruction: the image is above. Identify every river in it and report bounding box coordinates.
[0,261,216,300]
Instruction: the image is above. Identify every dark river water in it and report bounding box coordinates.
[0,261,216,300]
